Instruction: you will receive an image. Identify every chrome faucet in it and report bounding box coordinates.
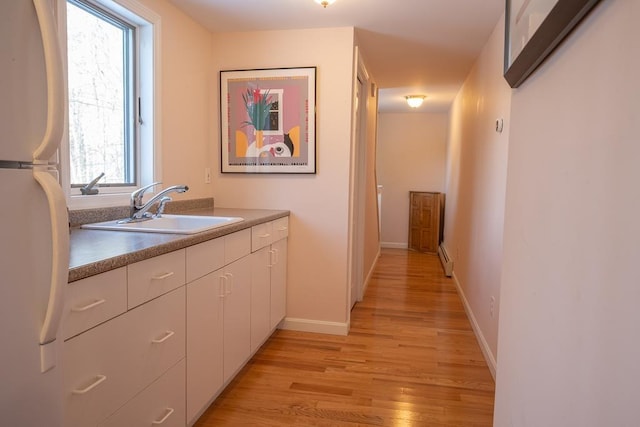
[126,183,189,221]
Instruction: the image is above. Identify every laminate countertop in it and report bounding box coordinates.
[69,207,289,283]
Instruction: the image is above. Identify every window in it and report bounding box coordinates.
[67,0,135,187]
[61,0,160,207]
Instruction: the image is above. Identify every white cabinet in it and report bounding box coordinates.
[272,216,289,242]
[270,237,288,330]
[222,255,252,383]
[250,217,288,351]
[65,216,287,427]
[62,267,127,340]
[250,247,271,352]
[63,286,185,427]
[98,359,186,427]
[127,249,186,309]
[186,272,223,423]
[185,229,252,424]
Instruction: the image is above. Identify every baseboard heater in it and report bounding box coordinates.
[438,244,453,277]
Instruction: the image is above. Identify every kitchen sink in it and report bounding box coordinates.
[81,214,244,234]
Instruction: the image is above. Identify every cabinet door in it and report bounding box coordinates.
[186,271,223,423]
[270,238,287,330]
[250,247,271,353]
[222,256,252,383]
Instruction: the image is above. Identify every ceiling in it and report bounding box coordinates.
[167,0,504,113]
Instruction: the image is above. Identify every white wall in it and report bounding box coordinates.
[495,1,640,425]
[443,16,511,375]
[210,28,357,330]
[377,113,447,247]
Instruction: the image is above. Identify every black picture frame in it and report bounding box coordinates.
[220,67,317,174]
[504,0,602,88]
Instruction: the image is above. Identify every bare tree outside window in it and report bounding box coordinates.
[67,0,135,187]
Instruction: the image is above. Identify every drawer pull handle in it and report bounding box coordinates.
[152,407,175,425]
[277,226,288,231]
[225,272,233,295]
[71,298,106,312]
[273,248,280,266]
[269,249,277,267]
[151,330,175,344]
[72,375,106,395]
[260,233,271,239]
[219,276,226,298]
[151,271,174,280]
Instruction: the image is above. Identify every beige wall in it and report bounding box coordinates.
[136,0,215,200]
[131,1,375,332]
[377,113,447,247]
[495,1,640,425]
[443,16,511,375]
[210,28,358,329]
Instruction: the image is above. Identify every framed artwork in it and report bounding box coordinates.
[220,67,316,174]
[504,0,602,88]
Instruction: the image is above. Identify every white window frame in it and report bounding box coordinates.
[57,0,162,209]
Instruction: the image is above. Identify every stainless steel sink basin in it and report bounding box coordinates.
[81,215,244,234]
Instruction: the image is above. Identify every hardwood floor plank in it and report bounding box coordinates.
[194,249,494,426]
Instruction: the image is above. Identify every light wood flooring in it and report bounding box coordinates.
[195,248,495,426]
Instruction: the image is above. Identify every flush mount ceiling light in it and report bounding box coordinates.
[406,95,426,108]
[314,0,337,8]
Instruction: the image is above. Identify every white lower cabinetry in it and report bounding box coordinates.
[185,229,252,424]
[98,359,186,427]
[250,246,271,352]
[270,237,288,330]
[64,217,288,427]
[250,216,288,346]
[63,286,186,427]
[186,272,223,422]
[222,255,252,383]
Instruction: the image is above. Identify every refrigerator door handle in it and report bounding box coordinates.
[32,0,65,164]
[34,169,69,373]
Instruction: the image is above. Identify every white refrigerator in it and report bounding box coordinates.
[0,0,69,425]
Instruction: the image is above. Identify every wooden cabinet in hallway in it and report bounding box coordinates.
[409,191,444,254]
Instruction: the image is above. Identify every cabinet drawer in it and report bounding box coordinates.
[63,268,127,340]
[98,359,185,427]
[128,250,186,309]
[272,216,289,242]
[186,237,224,283]
[251,222,273,252]
[63,287,186,427]
[226,229,251,264]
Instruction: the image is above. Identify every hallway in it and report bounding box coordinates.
[195,249,495,426]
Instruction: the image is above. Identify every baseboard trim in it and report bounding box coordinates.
[380,242,408,249]
[451,272,497,380]
[280,318,349,336]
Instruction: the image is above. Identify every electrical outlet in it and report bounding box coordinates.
[204,167,211,184]
[490,296,495,318]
